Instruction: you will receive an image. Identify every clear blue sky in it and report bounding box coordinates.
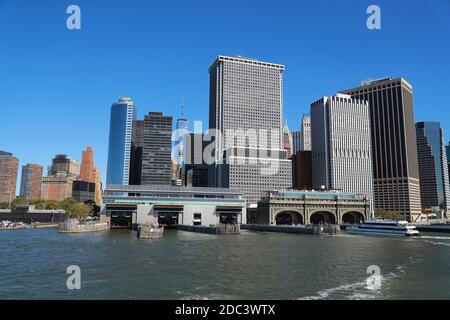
[1,0,450,190]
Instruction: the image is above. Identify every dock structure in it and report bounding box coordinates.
[241,224,340,235]
[137,223,164,239]
[59,219,109,233]
[177,224,240,235]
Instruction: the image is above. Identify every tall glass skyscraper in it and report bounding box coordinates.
[106,97,136,185]
[174,100,189,175]
[416,122,450,216]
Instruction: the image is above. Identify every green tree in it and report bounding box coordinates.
[11,197,27,207]
[43,200,63,210]
[69,203,91,219]
[0,202,10,209]
[30,199,47,210]
[60,198,78,213]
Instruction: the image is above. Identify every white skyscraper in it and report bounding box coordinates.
[209,55,292,203]
[311,93,373,211]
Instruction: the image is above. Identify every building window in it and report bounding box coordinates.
[193,213,202,226]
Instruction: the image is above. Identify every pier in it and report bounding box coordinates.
[59,219,109,233]
[241,224,340,235]
[177,224,240,235]
[137,223,164,239]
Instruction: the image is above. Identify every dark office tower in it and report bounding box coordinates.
[292,151,312,190]
[20,164,44,200]
[141,112,173,185]
[130,120,144,185]
[341,78,421,221]
[184,133,209,187]
[416,122,450,216]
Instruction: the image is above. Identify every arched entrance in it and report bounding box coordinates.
[342,212,365,224]
[275,211,304,225]
[310,211,336,224]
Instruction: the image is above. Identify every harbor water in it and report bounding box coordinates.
[1,228,450,300]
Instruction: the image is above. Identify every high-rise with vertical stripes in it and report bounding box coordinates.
[311,93,373,211]
[341,78,421,221]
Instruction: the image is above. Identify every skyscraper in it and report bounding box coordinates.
[130,120,144,185]
[80,146,102,204]
[141,112,173,185]
[173,100,189,183]
[209,55,292,203]
[416,122,450,216]
[106,97,136,185]
[20,164,43,201]
[300,114,311,151]
[0,153,18,203]
[311,94,373,211]
[292,130,302,154]
[292,151,312,190]
[446,142,450,183]
[341,78,421,220]
[93,167,102,205]
[80,146,95,183]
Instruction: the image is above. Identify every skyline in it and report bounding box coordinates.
[1,1,450,189]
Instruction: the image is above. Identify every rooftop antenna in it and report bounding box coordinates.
[181,96,185,116]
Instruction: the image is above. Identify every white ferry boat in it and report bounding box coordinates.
[346,219,420,237]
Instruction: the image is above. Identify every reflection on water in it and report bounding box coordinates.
[0,229,450,299]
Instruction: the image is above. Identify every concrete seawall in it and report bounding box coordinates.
[241,224,314,234]
[177,224,240,234]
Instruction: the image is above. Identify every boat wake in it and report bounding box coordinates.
[419,235,450,240]
[297,257,420,300]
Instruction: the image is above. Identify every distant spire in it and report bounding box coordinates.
[181,97,185,116]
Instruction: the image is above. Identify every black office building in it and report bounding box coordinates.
[341,78,421,220]
[184,133,209,187]
[72,180,96,203]
[130,120,144,185]
[141,112,173,185]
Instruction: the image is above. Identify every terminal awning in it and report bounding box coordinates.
[153,204,184,208]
